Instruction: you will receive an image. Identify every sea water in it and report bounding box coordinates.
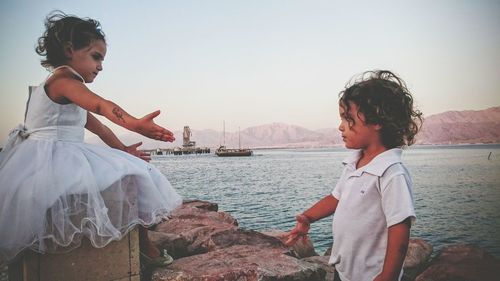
[153,145,500,257]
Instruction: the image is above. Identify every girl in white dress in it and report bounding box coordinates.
[0,12,182,265]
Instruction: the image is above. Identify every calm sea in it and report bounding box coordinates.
[153,145,500,257]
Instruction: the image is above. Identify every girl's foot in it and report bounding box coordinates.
[138,226,172,267]
[140,249,173,267]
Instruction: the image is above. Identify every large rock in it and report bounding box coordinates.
[167,201,238,226]
[210,229,288,251]
[149,203,238,258]
[302,255,335,281]
[415,244,500,281]
[151,245,326,281]
[403,238,433,281]
[181,199,219,212]
[149,201,326,280]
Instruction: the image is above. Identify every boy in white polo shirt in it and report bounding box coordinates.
[285,70,423,281]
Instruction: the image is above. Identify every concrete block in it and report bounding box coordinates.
[9,227,140,281]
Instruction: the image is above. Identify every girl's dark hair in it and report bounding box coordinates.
[36,11,106,69]
[339,70,423,148]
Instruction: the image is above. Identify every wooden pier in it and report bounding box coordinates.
[142,147,211,156]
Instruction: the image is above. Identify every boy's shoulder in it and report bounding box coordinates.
[382,161,409,178]
[378,162,412,191]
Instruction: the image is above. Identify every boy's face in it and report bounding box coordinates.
[67,39,107,83]
[338,102,382,150]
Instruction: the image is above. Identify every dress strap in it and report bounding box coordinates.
[53,65,85,82]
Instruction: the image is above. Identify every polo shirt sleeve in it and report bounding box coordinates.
[380,173,416,228]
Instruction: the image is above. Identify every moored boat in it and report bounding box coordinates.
[216,122,253,157]
[215,146,253,157]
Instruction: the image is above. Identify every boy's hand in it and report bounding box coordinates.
[135,110,175,142]
[124,142,151,162]
[284,214,311,246]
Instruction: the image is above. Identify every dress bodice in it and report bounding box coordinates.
[24,66,87,142]
[25,84,87,128]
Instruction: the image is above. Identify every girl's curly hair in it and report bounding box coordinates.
[339,70,423,148]
[36,11,106,69]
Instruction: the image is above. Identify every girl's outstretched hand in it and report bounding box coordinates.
[284,214,311,246]
[124,142,151,162]
[135,110,175,142]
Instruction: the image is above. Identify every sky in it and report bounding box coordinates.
[1,0,499,141]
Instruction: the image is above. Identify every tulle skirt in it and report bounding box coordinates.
[0,138,182,262]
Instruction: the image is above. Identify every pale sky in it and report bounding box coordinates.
[1,0,499,141]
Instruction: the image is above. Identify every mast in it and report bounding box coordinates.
[223,121,226,147]
[238,127,241,149]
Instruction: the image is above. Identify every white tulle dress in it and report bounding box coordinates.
[0,66,182,262]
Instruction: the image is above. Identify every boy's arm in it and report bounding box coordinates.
[285,194,338,246]
[85,112,151,161]
[374,217,411,281]
[301,194,339,222]
[48,78,174,142]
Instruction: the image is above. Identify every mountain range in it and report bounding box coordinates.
[86,106,500,149]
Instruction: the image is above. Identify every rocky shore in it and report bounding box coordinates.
[145,200,500,281]
[1,199,499,281]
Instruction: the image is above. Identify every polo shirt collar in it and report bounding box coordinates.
[342,148,403,177]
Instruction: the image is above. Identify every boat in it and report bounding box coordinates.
[215,122,253,157]
[215,146,253,157]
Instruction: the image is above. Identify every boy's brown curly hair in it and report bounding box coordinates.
[339,70,423,149]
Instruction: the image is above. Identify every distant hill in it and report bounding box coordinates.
[86,107,500,149]
[416,106,500,144]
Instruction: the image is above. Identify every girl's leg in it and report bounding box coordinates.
[139,226,161,258]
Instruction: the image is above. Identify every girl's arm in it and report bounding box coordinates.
[85,112,151,161]
[47,76,175,142]
[285,194,339,246]
[373,218,411,281]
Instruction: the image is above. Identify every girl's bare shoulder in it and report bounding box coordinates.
[45,69,84,103]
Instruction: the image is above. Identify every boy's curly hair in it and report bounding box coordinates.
[36,11,106,69]
[339,70,423,148]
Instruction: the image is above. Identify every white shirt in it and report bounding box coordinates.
[329,148,416,281]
